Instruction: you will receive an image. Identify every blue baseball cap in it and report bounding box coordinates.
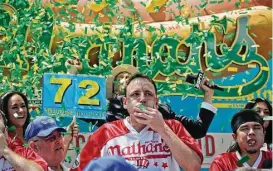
[83,156,138,171]
[25,116,66,141]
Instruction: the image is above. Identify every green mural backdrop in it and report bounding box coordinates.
[0,0,272,100]
[0,0,272,170]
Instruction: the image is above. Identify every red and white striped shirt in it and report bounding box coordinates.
[77,118,203,171]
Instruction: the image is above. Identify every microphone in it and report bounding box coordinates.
[185,72,224,91]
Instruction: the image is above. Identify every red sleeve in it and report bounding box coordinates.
[25,148,48,171]
[14,147,48,171]
[165,119,204,163]
[75,121,129,171]
[210,157,224,171]
[7,136,48,171]
[210,153,238,171]
[77,133,101,170]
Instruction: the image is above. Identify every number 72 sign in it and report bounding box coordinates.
[42,73,106,119]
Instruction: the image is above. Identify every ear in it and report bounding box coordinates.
[4,128,8,137]
[29,141,38,152]
[232,133,237,141]
[155,97,159,109]
[122,96,127,109]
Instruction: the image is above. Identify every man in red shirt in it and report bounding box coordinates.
[210,109,272,170]
[76,73,203,171]
[0,110,48,171]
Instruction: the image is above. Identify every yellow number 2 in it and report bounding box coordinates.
[78,80,100,106]
[50,77,72,103]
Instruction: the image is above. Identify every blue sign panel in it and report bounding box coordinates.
[42,73,106,119]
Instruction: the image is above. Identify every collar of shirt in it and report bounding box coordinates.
[260,143,268,152]
[8,132,25,150]
[235,150,262,168]
[48,163,70,171]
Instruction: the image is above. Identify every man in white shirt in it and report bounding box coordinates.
[76,73,203,171]
[25,116,76,171]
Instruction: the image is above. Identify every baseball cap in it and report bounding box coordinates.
[83,156,138,171]
[25,116,66,141]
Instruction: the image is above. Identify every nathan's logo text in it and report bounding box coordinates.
[107,142,171,157]
[0,2,271,99]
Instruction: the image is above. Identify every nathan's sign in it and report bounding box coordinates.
[0,1,272,99]
[34,0,273,24]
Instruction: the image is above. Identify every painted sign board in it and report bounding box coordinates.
[42,73,106,119]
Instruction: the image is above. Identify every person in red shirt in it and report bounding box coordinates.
[75,73,203,171]
[0,91,78,157]
[244,98,272,150]
[0,110,48,171]
[210,109,272,171]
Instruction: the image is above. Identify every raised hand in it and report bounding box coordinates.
[64,116,79,144]
[200,78,214,104]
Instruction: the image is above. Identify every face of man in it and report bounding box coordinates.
[32,130,65,167]
[123,78,158,119]
[114,72,131,96]
[233,122,264,155]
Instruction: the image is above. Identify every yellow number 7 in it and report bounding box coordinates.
[50,77,72,103]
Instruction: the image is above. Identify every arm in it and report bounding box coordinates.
[3,147,45,171]
[158,121,202,171]
[63,117,79,155]
[2,132,46,171]
[158,103,176,119]
[175,77,217,139]
[210,157,225,171]
[134,107,202,171]
[159,102,215,138]
[174,103,216,139]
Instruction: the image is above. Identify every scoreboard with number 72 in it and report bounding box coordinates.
[42,73,106,119]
